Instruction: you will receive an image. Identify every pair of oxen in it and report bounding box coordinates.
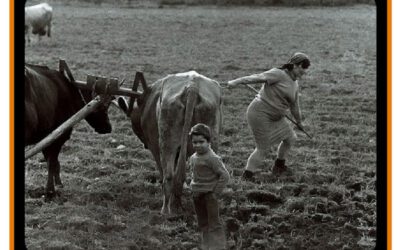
[25,63,222,215]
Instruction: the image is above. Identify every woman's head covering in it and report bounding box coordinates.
[287,52,311,69]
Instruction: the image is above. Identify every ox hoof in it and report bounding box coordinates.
[44,193,55,202]
[160,207,169,215]
[166,214,184,221]
[45,190,61,202]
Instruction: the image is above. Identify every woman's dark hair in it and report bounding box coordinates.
[279,52,311,71]
[189,123,211,142]
[300,59,311,69]
[279,59,310,71]
[279,63,294,71]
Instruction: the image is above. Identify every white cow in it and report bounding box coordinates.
[25,3,53,43]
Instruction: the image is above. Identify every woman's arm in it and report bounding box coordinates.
[290,90,302,124]
[227,72,269,87]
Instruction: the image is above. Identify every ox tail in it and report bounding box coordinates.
[171,84,198,207]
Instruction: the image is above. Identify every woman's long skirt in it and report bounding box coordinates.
[246,97,296,150]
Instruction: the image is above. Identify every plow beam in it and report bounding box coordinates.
[25,95,112,159]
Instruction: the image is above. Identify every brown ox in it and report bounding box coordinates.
[25,63,113,198]
[118,71,222,214]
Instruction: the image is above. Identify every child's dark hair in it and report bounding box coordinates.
[189,123,211,142]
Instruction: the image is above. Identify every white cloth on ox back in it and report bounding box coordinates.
[160,71,221,103]
[155,71,222,145]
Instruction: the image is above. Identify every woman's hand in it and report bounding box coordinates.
[227,80,240,88]
[296,122,304,131]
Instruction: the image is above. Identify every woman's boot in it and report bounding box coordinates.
[272,159,287,174]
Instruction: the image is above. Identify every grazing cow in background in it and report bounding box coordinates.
[117,71,223,214]
[25,63,113,198]
[25,3,53,43]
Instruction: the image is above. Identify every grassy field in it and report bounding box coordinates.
[24,3,376,249]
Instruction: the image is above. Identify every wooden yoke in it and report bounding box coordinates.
[59,59,75,82]
[58,59,143,98]
[127,67,149,116]
[86,75,119,96]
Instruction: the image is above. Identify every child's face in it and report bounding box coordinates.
[191,135,210,155]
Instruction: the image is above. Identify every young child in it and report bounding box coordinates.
[187,123,230,250]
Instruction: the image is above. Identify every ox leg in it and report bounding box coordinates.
[161,175,172,214]
[54,160,63,188]
[168,182,184,215]
[161,157,185,214]
[43,143,64,198]
[25,26,30,44]
[47,23,51,37]
[43,150,56,198]
[154,156,163,182]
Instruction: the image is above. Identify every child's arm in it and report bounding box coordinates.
[212,157,230,193]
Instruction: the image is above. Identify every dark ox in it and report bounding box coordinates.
[25,64,112,198]
[118,71,222,214]
[25,3,53,43]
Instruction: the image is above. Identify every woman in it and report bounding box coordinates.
[227,52,310,180]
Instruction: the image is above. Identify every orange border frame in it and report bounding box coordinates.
[388,0,392,249]
[10,0,14,248]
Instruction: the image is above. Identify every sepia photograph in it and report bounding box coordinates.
[22,0,381,249]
